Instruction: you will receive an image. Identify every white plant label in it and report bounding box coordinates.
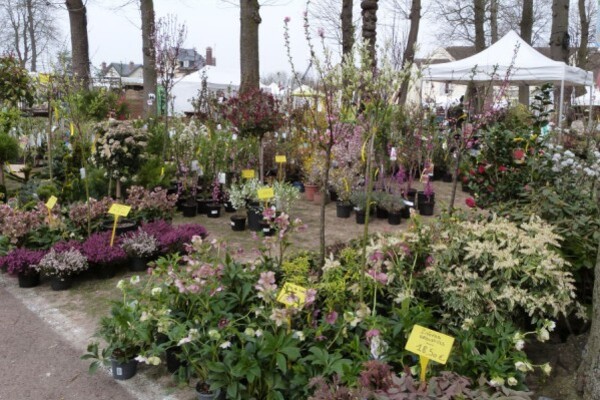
[218,172,226,184]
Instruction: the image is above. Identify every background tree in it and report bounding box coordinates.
[0,0,61,71]
[550,0,570,63]
[341,0,354,56]
[518,0,533,105]
[240,0,261,92]
[140,0,157,118]
[65,0,90,88]
[361,0,378,67]
[155,14,187,160]
[397,0,421,105]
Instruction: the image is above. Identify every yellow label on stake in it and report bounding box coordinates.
[70,122,74,136]
[242,169,255,179]
[277,282,308,307]
[257,188,274,200]
[275,155,287,163]
[45,196,58,210]
[160,167,165,178]
[108,203,131,217]
[405,325,455,365]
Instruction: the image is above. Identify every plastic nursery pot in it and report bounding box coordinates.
[355,209,366,225]
[376,206,389,219]
[230,215,246,232]
[206,203,221,218]
[91,262,118,280]
[181,202,198,218]
[111,359,137,380]
[304,184,318,201]
[18,271,40,288]
[417,191,435,207]
[260,222,275,237]
[195,381,221,400]
[336,202,353,218]
[129,256,150,272]
[224,201,236,213]
[50,276,72,291]
[387,211,402,225]
[196,198,212,215]
[247,208,262,232]
[418,201,435,216]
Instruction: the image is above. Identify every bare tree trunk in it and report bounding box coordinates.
[361,0,378,68]
[398,0,421,105]
[240,0,261,93]
[140,0,157,118]
[576,0,590,68]
[471,0,486,113]
[518,0,533,105]
[578,233,600,399]
[25,0,36,71]
[490,0,499,44]
[65,0,90,88]
[341,0,354,57]
[550,0,570,63]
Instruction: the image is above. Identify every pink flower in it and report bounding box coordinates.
[284,16,291,23]
[366,329,380,341]
[465,197,476,208]
[305,288,317,306]
[317,27,325,38]
[498,165,507,172]
[325,311,338,325]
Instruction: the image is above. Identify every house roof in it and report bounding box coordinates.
[107,62,142,77]
[178,48,204,63]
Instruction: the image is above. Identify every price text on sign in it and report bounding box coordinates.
[257,188,274,200]
[405,325,455,364]
[242,169,255,179]
[277,282,307,307]
[108,204,131,217]
[45,196,58,210]
[275,155,287,163]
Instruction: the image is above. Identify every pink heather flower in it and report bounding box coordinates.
[325,311,338,325]
[284,16,290,23]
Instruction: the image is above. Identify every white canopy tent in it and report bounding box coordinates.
[421,30,595,124]
[171,65,240,115]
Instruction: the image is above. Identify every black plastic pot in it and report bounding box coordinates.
[101,219,138,235]
[181,203,197,218]
[230,215,246,231]
[92,262,118,279]
[387,211,402,225]
[224,201,236,213]
[418,201,435,216]
[417,191,435,207]
[50,276,72,291]
[196,382,221,400]
[336,202,353,218]
[355,209,366,224]
[129,256,150,272]
[18,271,40,288]
[442,172,454,182]
[376,206,389,219]
[196,198,212,215]
[405,188,417,204]
[247,207,262,232]
[111,359,137,380]
[206,203,221,218]
[329,189,339,202]
[260,221,275,236]
[166,347,186,373]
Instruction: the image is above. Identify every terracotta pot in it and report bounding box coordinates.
[304,184,318,201]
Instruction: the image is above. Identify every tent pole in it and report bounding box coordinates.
[558,78,565,137]
[588,84,594,133]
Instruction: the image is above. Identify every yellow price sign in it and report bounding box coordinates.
[275,155,287,163]
[45,196,58,210]
[108,203,131,217]
[257,188,274,200]
[405,325,454,365]
[277,282,308,308]
[242,169,255,179]
[70,122,74,136]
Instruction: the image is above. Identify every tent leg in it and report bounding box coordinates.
[558,79,565,134]
[588,84,594,134]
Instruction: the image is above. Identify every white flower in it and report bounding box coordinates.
[515,361,532,372]
[219,341,232,349]
[130,275,140,285]
[461,318,475,330]
[255,329,263,337]
[147,356,161,365]
[208,329,221,340]
[541,363,552,375]
[507,377,518,386]
[537,328,549,342]
[292,331,305,341]
[116,279,125,290]
[244,328,255,337]
[546,320,556,332]
[177,337,192,346]
[151,287,162,296]
[489,376,504,387]
[515,339,525,351]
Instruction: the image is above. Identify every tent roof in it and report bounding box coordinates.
[422,30,593,86]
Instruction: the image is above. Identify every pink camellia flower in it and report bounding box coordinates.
[498,165,507,172]
[325,311,338,325]
[477,165,486,174]
[513,148,525,164]
[465,197,476,208]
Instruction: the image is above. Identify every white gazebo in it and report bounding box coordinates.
[421,30,595,124]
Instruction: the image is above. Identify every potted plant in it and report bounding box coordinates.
[35,248,88,291]
[379,193,405,225]
[206,177,222,218]
[331,173,353,218]
[227,182,248,232]
[273,181,300,214]
[82,290,153,380]
[350,191,369,225]
[372,191,389,219]
[121,229,158,272]
[418,180,435,216]
[126,185,178,223]
[2,247,46,288]
[82,232,128,279]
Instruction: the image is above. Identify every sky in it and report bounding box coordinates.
[55,0,316,77]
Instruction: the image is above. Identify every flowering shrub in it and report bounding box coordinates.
[222,89,284,138]
[81,231,127,265]
[139,220,208,254]
[68,197,113,235]
[0,203,46,245]
[1,248,46,275]
[121,229,158,258]
[126,185,178,222]
[35,248,88,278]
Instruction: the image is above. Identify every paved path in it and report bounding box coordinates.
[0,284,138,400]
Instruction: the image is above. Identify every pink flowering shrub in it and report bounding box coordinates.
[126,186,178,222]
[0,203,46,245]
[68,197,113,235]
